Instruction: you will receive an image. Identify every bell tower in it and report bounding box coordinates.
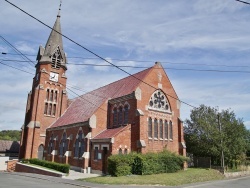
[19,3,68,159]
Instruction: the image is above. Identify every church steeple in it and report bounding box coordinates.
[36,1,67,70]
[19,1,68,160]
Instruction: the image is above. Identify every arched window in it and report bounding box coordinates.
[51,46,62,69]
[74,131,85,158]
[118,148,122,155]
[54,91,58,102]
[48,104,52,115]
[154,118,158,139]
[169,121,173,140]
[164,120,168,139]
[118,106,123,125]
[44,103,48,114]
[124,105,129,124]
[59,132,67,156]
[124,148,128,155]
[50,90,53,101]
[159,119,163,139]
[52,104,56,116]
[48,134,54,155]
[46,89,49,101]
[148,90,171,112]
[113,107,117,126]
[148,117,152,138]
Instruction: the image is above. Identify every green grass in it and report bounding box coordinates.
[79,168,224,186]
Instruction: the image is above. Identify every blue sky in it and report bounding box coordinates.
[0,0,250,130]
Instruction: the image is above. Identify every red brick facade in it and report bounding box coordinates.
[20,12,186,174]
[42,63,186,173]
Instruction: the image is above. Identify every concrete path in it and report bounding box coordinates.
[63,170,101,180]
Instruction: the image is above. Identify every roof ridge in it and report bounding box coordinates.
[75,66,153,99]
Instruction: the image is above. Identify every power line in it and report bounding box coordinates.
[0,59,107,112]
[0,61,34,75]
[5,0,195,108]
[0,36,35,67]
[236,0,250,5]
[2,52,249,69]
[1,59,250,74]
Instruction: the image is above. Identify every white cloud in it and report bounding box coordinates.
[15,41,36,53]
[1,0,250,130]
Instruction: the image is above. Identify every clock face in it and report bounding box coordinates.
[49,72,59,82]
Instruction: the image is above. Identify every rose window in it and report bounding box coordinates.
[149,90,170,112]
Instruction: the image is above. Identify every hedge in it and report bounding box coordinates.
[108,150,188,176]
[23,158,70,173]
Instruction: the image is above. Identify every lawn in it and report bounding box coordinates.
[79,168,224,186]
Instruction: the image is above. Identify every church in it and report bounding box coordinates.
[19,7,186,174]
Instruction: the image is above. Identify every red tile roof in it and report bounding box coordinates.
[50,67,152,128]
[0,140,20,153]
[93,126,127,139]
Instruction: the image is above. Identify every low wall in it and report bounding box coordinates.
[224,171,250,178]
[15,162,65,177]
[0,157,18,171]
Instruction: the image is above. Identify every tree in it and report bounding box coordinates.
[0,130,21,141]
[184,104,249,167]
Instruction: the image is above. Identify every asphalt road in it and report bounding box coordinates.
[1,171,250,188]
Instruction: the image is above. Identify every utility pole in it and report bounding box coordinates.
[218,113,225,172]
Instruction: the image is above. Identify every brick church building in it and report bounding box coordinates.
[19,7,186,173]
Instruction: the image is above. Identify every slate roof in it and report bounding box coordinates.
[50,67,152,128]
[93,126,127,140]
[0,140,20,153]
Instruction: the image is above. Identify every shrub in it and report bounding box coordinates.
[27,158,70,173]
[107,150,188,176]
[108,153,136,176]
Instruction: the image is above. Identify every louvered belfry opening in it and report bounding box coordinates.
[51,46,62,69]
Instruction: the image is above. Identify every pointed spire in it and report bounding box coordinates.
[37,0,67,70]
[57,0,62,18]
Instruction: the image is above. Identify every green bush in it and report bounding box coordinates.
[27,158,70,173]
[108,153,136,176]
[107,150,188,176]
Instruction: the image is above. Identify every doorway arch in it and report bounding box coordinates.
[38,144,44,160]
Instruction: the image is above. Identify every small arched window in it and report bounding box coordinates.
[74,131,85,158]
[52,104,56,116]
[48,134,54,155]
[124,105,129,124]
[59,132,67,156]
[124,148,128,155]
[118,106,123,125]
[44,103,48,114]
[48,104,52,115]
[54,91,58,102]
[113,107,117,126]
[159,119,163,139]
[169,121,173,140]
[148,117,152,138]
[154,118,158,139]
[164,120,168,139]
[46,89,49,101]
[50,90,53,101]
[118,148,123,155]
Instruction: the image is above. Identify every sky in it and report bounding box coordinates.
[0,0,250,130]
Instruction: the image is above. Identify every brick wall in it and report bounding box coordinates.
[15,162,64,177]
